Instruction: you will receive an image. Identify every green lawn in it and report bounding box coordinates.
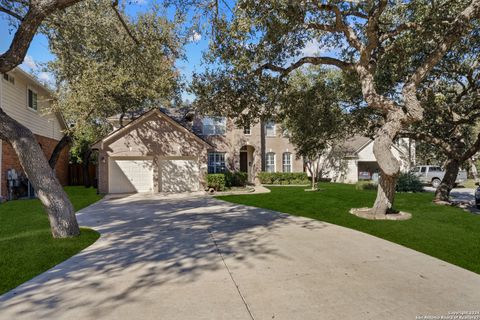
[217,183,480,274]
[0,186,102,295]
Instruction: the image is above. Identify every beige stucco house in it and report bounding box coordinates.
[93,109,211,194]
[325,136,415,183]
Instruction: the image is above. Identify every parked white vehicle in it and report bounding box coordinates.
[410,165,467,188]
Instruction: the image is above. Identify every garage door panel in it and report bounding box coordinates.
[109,159,153,193]
[160,159,199,193]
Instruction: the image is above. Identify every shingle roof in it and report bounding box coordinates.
[339,135,372,157]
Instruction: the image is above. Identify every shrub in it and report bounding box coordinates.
[206,174,226,191]
[355,181,378,191]
[257,172,309,184]
[396,172,424,193]
[226,171,248,187]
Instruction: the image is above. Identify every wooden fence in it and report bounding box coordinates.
[68,164,97,186]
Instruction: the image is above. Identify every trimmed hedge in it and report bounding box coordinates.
[225,171,248,187]
[206,174,226,191]
[355,181,377,191]
[396,172,424,193]
[258,172,309,185]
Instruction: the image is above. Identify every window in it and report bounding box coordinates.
[243,124,251,135]
[266,152,275,172]
[202,117,226,135]
[265,121,276,137]
[28,88,38,111]
[420,167,427,173]
[3,73,14,84]
[282,152,292,172]
[208,152,226,173]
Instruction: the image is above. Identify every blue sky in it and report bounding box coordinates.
[0,0,209,101]
[0,0,327,101]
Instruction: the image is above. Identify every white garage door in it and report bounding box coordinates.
[160,159,199,193]
[109,159,153,193]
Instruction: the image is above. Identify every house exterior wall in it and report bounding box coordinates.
[1,69,64,141]
[1,135,69,198]
[96,112,208,194]
[0,69,69,199]
[330,140,412,184]
[264,129,304,173]
[194,118,304,183]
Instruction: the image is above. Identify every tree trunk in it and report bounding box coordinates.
[469,158,478,181]
[311,164,316,190]
[371,116,403,216]
[435,158,460,202]
[372,172,398,216]
[0,108,79,237]
[83,149,92,188]
[49,134,72,169]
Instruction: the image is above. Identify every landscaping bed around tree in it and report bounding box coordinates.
[0,186,102,295]
[217,183,480,274]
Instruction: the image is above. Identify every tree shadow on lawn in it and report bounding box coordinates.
[0,194,328,319]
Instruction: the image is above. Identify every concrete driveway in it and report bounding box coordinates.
[1,193,479,320]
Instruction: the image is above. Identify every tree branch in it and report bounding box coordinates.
[311,2,363,51]
[407,0,480,87]
[0,0,82,73]
[0,5,23,20]
[461,132,480,162]
[255,56,353,77]
[400,130,454,156]
[379,22,419,43]
[111,0,139,46]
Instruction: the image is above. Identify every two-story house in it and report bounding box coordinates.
[191,116,304,183]
[0,68,69,200]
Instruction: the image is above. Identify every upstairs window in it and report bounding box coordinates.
[208,152,226,173]
[265,121,276,137]
[202,117,226,135]
[28,88,38,111]
[266,152,275,172]
[243,124,251,135]
[282,152,292,172]
[3,73,15,84]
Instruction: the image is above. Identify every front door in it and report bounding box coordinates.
[240,152,248,172]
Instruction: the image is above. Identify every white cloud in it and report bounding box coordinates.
[38,72,53,84]
[22,55,37,70]
[189,31,202,43]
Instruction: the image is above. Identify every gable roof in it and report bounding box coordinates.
[340,136,372,157]
[339,135,407,158]
[92,108,212,150]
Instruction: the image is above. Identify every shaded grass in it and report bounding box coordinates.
[218,183,480,274]
[0,186,102,294]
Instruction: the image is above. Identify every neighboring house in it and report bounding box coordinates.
[0,68,69,200]
[326,135,415,183]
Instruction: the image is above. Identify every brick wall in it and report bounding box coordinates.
[1,134,69,198]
